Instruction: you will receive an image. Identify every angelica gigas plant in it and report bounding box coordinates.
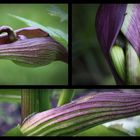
[96,4,140,85]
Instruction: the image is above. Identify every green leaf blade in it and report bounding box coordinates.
[0,89,21,103]
[76,125,129,136]
[8,14,68,47]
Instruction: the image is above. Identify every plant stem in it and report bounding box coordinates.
[21,89,39,122]
[38,89,51,112]
[57,89,75,107]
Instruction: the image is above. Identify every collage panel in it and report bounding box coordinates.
[0,89,140,136]
[0,4,68,85]
[72,4,140,85]
[0,2,140,137]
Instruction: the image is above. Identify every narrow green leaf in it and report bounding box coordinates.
[76,125,129,136]
[57,89,75,106]
[0,89,21,103]
[108,124,133,136]
[8,14,68,47]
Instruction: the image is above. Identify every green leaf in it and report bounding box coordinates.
[57,89,75,107]
[135,127,140,136]
[108,124,133,136]
[47,5,68,22]
[0,89,21,103]
[38,89,52,112]
[4,124,23,136]
[8,14,68,47]
[76,125,129,136]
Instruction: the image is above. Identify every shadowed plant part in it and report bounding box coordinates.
[0,26,68,67]
[96,4,140,85]
[20,90,140,136]
[21,89,39,122]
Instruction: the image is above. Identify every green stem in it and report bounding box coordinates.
[57,89,75,107]
[38,89,51,112]
[21,89,39,122]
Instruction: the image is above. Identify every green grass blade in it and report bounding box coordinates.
[8,14,68,47]
[4,124,23,136]
[57,89,75,106]
[0,89,21,103]
[76,125,129,136]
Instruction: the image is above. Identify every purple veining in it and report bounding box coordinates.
[123,5,140,57]
[95,4,127,57]
[21,91,140,135]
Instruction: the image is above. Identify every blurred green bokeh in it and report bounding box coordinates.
[0,4,68,85]
[72,4,115,85]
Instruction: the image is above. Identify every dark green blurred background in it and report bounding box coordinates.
[0,4,68,85]
[72,4,115,85]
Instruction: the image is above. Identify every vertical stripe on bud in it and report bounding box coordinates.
[126,42,140,84]
[110,45,125,81]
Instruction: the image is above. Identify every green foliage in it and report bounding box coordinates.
[9,14,68,47]
[38,89,52,111]
[108,124,133,136]
[4,125,23,136]
[57,89,75,106]
[0,89,21,103]
[76,125,129,136]
[135,127,140,136]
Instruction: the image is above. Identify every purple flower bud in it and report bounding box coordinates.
[96,4,127,57]
[21,90,140,136]
[95,4,140,84]
[0,26,68,67]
